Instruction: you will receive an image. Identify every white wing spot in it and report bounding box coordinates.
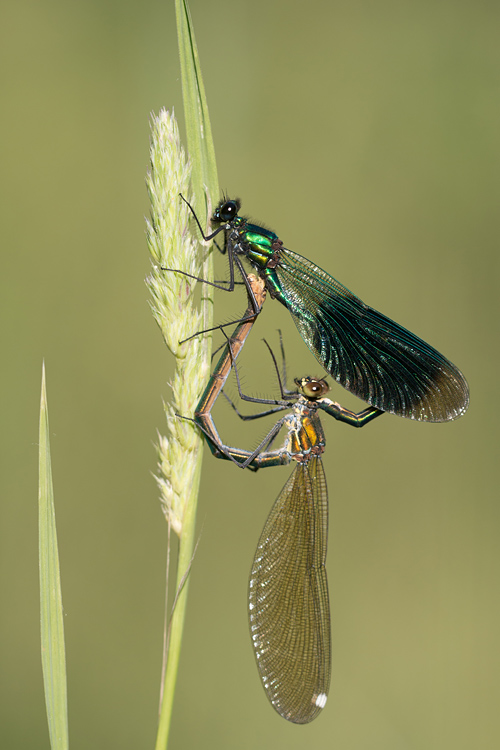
[314,693,328,708]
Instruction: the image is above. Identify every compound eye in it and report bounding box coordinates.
[303,381,321,398]
[300,378,329,399]
[218,200,238,223]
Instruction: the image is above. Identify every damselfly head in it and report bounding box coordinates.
[295,377,330,400]
[212,198,241,225]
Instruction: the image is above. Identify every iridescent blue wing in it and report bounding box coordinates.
[277,249,469,421]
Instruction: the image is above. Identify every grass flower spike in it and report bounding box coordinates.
[146,108,207,536]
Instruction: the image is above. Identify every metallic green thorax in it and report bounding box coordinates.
[228,218,284,300]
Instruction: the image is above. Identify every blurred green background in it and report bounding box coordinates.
[1,0,498,748]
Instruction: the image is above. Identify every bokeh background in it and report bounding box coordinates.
[1,1,498,748]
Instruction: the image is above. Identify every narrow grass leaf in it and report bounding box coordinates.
[175,0,219,224]
[39,363,69,750]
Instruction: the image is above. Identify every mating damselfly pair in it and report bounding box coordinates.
[168,197,469,723]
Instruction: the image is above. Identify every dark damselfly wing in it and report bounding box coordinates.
[248,456,331,724]
[277,249,469,422]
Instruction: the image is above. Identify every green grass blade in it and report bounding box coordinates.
[175,0,219,222]
[39,362,69,750]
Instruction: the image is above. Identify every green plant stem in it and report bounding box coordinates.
[155,457,201,749]
[152,2,219,748]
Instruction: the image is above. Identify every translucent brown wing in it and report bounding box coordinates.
[248,456,331,724]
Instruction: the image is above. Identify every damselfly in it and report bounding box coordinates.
[170,197,469,423]
[189,293,382,723]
